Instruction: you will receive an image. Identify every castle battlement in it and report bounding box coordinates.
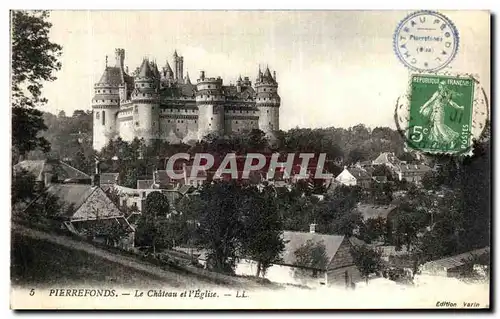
[92,48,281,150]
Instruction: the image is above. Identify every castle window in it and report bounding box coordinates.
[235,121,238,124]
[267,110,269,113]
[97,90,100,93]
[142,93,145,97]
[141,83,144,87]
[210,117,213,121]
[177,128,179,131]
[135,122,139,126]
[168,120,170,123]
[209,123,211,126]
[96,112,100,119]
[102,111,105,125]
[195,120,197,123]
[181,120,184,123]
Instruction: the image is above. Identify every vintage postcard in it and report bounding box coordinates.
[10,10,491,310]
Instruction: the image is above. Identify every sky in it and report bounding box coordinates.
[42,10,490,130]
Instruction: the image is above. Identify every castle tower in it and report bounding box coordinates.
[255,66,280,134]
[131,58,160,143]
[173,50,184,83]
[92,55,122,151]
[196,70,225,140]
[114,48,128,101]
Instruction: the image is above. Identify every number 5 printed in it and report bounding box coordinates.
[411,126,423,143]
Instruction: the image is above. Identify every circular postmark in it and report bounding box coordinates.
[394,11,459,72]
[394,72,489,157]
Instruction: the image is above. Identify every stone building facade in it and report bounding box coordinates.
[92,48,281,150]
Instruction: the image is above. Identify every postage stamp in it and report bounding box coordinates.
[406,74,474,154]
[394,10,459,72]
[10,10,491,310]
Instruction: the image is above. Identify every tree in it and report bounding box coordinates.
[360,217,387,244]
[135,192,171,253]
[11,10,62,161]
[350,244,383,283]
[144,192,170,218]
[293,239,328,279]
[239,187,285,277]
[11,168,39,207]
[197,182,243,274]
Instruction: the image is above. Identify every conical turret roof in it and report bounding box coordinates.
[137,58,154,79]
[96,67,123,86]
[165,62,174,74]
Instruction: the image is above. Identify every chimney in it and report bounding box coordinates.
[309,223,317,234]
[200,70,205,81]
[44,172,53,187]
[92,158,101,187]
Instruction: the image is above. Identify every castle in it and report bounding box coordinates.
[92,48,281,150]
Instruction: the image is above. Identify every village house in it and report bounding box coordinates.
[112,183,193,214]
[235,225,364,287]
[393,163,432,183]
[354,203,398,222]
[21,167,135,250]
[371,152,431,183]
[335,166,372,188]
[14,159,91,187]
[99,172,119,190]
[419,247,490,278]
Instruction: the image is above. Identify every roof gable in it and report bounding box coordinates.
[280,231,345,270]
[355,203,397,220]
[14,160,91,182]
[46,184,96,217]
[72,187,123,221]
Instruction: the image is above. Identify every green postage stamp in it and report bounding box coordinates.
[407,74,474,154]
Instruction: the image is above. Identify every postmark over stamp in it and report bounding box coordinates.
[406,74,474,154]
[394,11,459,72]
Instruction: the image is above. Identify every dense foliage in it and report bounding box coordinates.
[11,10,62,162]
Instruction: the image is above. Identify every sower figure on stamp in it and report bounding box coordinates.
[419,81,464,146]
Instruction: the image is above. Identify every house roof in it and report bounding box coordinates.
[372,176,388,183]
[372,152,401,165]
[355,203,397,220]
[178,184,193,195]
[396,164,432,173]
[137,179,154,189]
[100,173,119,185]
[45,184,97,217]
[14,160,91,182]
[422,247,490,270]
[280,231,346,270]
[346,167,371,180]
